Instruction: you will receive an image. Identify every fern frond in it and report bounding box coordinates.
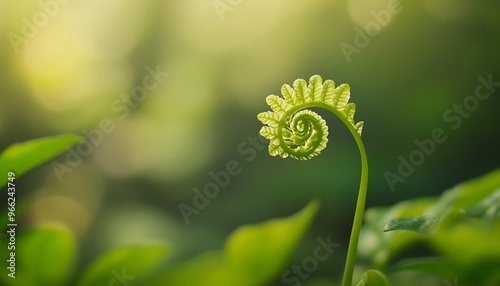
[333,84,350,110]
[306,75,323,103]
[322,80,336,104]
[257,111,280,128]
[281,84,295,105]
[257,75,364,160]
[257,75,370,286]
[343,103,356,125]
[292,78,307,104]
[355,122,364,136]
[266,95,291,115]
[259,126,277,140]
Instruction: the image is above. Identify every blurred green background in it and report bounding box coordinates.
[1,0,499,284]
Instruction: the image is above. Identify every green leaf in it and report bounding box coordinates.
[281,84,295,104]
[266,95,290,115]
[257,111,280,128]
[149,200,319,286]
[432,218,500,266]
[0,134,83,187]
[0,225,76,286]
[358,198,436,268]
[431,220,500,285]
[383,215,438,234]
[343,103,357,124]
[292,78,307,104]
[355,121,364,136]
[461,189,500,221]
[224,200,319,280]
[437,169,500,223]
[306,75,323,103]
[77,244,169,286]
[322,79,337,106]
[360,168,500,286]
[259,126,277,140]
[356,269,389,286]
[333,83,350,110]
[269,138,285,158]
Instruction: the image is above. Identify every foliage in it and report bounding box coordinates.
[144,200,318,285]
[0,225,76,286]
[359,169,500,285]
[0,136,319,286]
[1,80,498,285]
[0,135,83,187]
[356,269,389,286]
[76,245,169,286]
[258,75,375,286]
[257,75,363,160]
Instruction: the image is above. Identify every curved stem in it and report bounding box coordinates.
[279,103,369,285]
[341,128,368,286]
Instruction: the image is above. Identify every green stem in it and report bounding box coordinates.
[279,102,369,285]
[341,125,368,286]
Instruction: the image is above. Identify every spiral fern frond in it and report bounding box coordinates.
[257,75,371,286]
[257,75,364,160]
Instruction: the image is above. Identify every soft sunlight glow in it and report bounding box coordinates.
[348,0,396,33]
[29,196,91,237]
[424,0,470,22]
